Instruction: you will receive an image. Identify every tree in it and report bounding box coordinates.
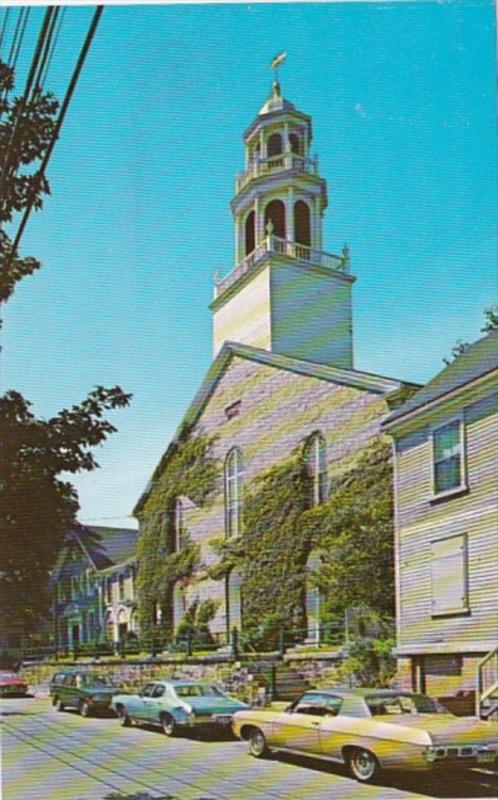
[442,338,470,366]
[1,59,132,636]
[0,60,59,303]
[0,387,131,631]
[481,305,498,333]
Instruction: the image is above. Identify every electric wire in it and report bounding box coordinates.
[0,8,10,56]
[0,7,53,198]
[40,6,66,89]
[32,5,59,96]
[5,7,23,69]
[10,6,104,255]
[10,7,30,74]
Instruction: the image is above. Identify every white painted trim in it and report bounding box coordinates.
[429,413,467,499]
[394,641,498,656]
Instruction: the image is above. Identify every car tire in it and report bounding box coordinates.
[161,713,177,737]
[117,706,131,727]
[55,697,65,712]
[79,699,91,718]
[248,728,270,758]
[347,748,380,783]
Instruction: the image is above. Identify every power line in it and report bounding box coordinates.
[32,5,59,96]
[10,6,104,254]
[11,7,30,74]
[40,6,66,89]
[0,8,10,56]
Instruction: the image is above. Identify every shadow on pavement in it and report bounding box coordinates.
[276,752,498,798]
[79,793,219,800]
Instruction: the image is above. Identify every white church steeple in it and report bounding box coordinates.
[211,72,355,370]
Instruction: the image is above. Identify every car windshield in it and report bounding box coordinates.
[174,684,225,698]
[0,672,18,679]
[79,674,112,687]
[366,693,446,715]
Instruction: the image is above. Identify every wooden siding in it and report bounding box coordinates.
[171,355,393,634]
[395,390,498,651]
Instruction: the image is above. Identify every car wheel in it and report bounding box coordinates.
[117,706,131,727]
[55,697,65,712]
[161,713,177,737]
[348,748,379,783]
[248,728,269,758]
[79,699,91,718]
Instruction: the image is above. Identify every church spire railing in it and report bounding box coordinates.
[236,152,318,193]
[214,235,350,298]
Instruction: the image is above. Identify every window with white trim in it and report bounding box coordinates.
[225,448,244,539]
[431,534,468,616]
[432,418,465,496]
[305,433,328,507]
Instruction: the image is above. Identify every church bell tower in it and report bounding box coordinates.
[211,75,355,369]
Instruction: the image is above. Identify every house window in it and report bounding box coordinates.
[432,418,465,496]
[118,573,125,601]
[431,534,468,616]
[175,498,185,551]
[225,448,244,539]
[305,433,328,507]
[106,578,113,604]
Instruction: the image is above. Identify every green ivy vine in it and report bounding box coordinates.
[136,430,219,639]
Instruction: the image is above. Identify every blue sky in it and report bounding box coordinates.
[2,1,497,528]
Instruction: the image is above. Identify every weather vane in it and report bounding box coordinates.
[270,51,287,82]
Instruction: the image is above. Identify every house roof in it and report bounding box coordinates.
[384,330,498,427]
[51,525,138,581]
[134,341,418,515]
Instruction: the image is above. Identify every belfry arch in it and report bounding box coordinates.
[264,199,286,240]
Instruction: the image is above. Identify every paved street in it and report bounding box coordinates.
[2,695,498,800]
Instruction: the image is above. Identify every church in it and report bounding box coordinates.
[134,76,417,644]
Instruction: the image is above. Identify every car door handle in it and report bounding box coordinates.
[311,721,320,727]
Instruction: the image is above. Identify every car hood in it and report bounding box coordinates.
[376,714,498,746]
[187,696,249,715]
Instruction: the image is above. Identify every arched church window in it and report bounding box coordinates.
[264,199,286,240]
[174,498,185,551]
[305,552,322,644]
[305,432,327,507]
[225,448,244,539]
[294,200,311,246]
[267,132,283,157]
[289,132,301,155]
[245,210,255,256]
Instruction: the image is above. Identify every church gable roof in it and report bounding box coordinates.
[134,342,417,515]
[384,330,498,427]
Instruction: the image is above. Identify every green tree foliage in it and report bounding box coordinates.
[175,597,220,648]
[481,305,498,333]
[0,60,59,302]
[0,387,131,630]
[136,431,218,639]
[443,338,470,366]
[303,440,394,618]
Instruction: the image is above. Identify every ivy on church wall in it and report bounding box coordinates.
[136,430,219,639]
[208,437,394,649]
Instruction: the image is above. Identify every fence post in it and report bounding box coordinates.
[269,664,277,701]
[231,627,239,659]
[278,629,285,658]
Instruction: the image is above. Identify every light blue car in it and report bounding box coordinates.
[111,679,250,736]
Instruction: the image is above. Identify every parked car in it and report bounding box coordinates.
[111,680,249,736]
[232,688,498,783]
[49,669,117,717]
[0,670,28,697]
